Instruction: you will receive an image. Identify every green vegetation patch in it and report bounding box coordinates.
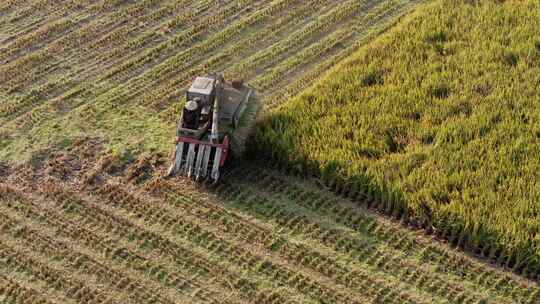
[253,0,540,273]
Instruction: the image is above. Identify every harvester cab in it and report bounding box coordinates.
[167,74,255,182]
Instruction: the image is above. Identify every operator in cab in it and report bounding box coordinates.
[182,98,200,129]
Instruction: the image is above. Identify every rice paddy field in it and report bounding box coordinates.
[0,0,539,303]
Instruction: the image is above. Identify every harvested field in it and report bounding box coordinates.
[0,148,538,303]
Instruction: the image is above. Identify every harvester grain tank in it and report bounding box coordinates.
[167,74,256,182]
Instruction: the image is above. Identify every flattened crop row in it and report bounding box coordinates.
[0,0,134,63]
[252,25,350,90]
[0,0,100,41]
[135,0,297,85]
[92,0,205,61]
[119,178,433,303]
[101,0,251,82]
[0,0,195,123]
[0,17,75,61]
[0,0,172,94]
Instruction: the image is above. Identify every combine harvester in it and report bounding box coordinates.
[167,74,256,182]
